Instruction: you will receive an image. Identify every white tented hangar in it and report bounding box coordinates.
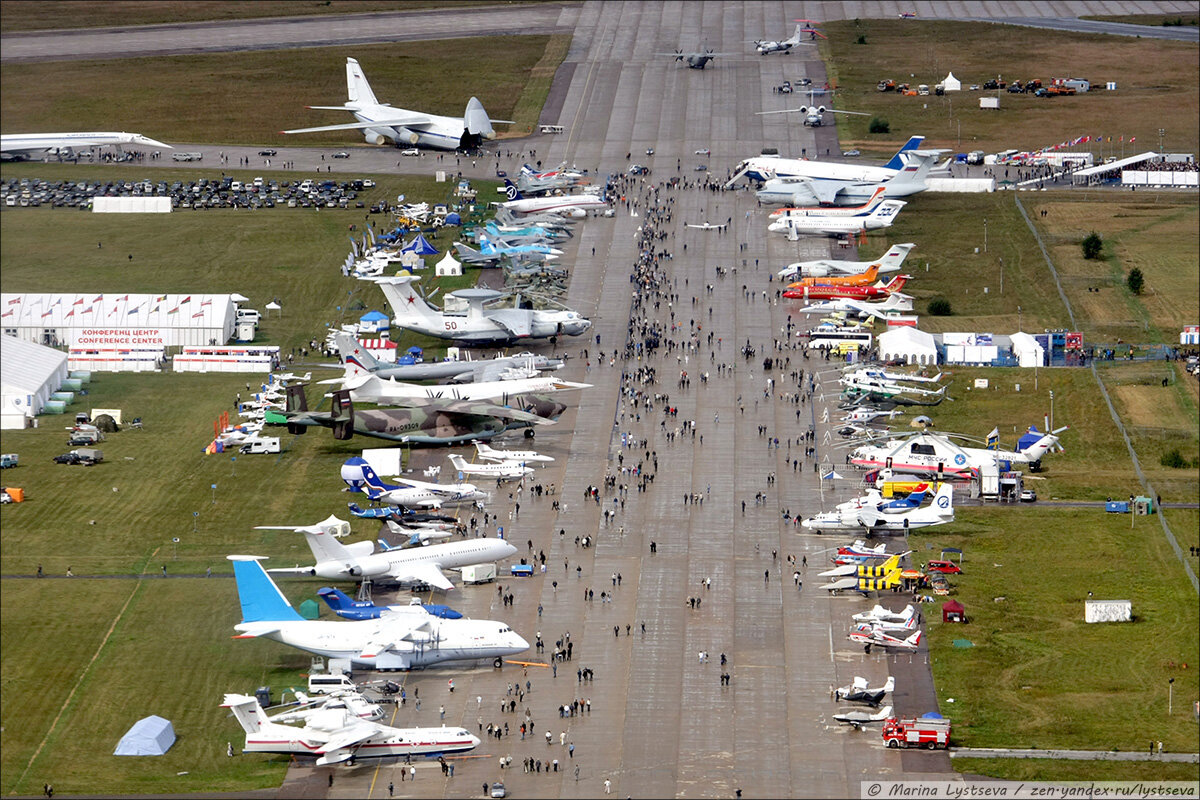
[1,293,236,350]
[1,335,69,429]
[878,327,939,366]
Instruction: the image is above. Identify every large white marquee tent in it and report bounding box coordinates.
[1,293,236,349]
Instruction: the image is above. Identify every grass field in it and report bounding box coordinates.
[954,759,1199,782]
[0,0,531,32]
[913,508,1199,755]
[0,35,567,145]
[821,19,1199,158]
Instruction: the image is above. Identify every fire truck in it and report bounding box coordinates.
[881,716,951,749]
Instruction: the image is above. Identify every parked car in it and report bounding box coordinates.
[627,164,650,175]
[925,560,962,575]
[490,783,507,799]
[258,149,278,156]
[645,147,655,156]
[399,148,420,156]
[1019,489,1037,502]
[695,148,711,155]
[331,151,350,159]
[841,149,861,157]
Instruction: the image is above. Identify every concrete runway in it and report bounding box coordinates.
[6,2,1192,797]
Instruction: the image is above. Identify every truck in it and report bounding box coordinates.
[882,716,951,749]
[461,563,497,584]
[239,437,281,454]
[876,79,896,92]
[0,454,18,469]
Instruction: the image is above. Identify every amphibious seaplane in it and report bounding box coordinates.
[282,58,511,151]
[222,692,481,765]
[374,276,591,346]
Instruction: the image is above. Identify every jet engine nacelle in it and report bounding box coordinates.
[365,131,386,145]
[394,127,420,145]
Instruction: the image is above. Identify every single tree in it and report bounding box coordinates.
[1127,267,1144,295]
[1081,231,1103,260]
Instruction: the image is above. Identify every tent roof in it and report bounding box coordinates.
[1,335,68,393]
[879,326,937,351]
[359,310,389,322]
[401,233,438,255]
[436,252,461,268]
[942,599,965,612]
[114,715,175,756]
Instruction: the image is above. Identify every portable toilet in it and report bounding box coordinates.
[235,321,256,342]
[255,686,272,709]
[1134,496,1155,515]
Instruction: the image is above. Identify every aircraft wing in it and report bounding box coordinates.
[318,722,383,757]
[484,309,534,338]
[266,566,319,575]
[387,561,456,591]
[282,115,433,135]
[397,397,551,425]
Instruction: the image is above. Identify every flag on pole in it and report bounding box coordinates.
[986,427,999,450]
[180,295,192,304]
[73,297,84,305]
[168,306,180,315]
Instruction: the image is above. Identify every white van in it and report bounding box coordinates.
[171,152,202,162]
[539,125,564,134]
[236,308,261,325]
[239,437,280,454]
[308,673,357,694]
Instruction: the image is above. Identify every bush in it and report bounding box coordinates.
[1159,448,1188,469]
[1127,267,1145,295]
[868,117,890,134]
[1081,231,1103,259]
[928,297,953,316]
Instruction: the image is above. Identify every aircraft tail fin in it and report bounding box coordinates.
[932,483,954,517]
[375,275,440,326]
[502,179,524,201]
[876,243,915,273]
[229,556,305,623]
[222,693,272,735]
[317,586,362,614]
[887,151,940,192]
[448,454,469,473]
[882,676,896,694]
[882,136,925,171]
[873,705,894,721]
[330,389,354,440]
[463,96,496,139]
[346,58,379,107]
[335,333,382,379]
[883,274,910,294]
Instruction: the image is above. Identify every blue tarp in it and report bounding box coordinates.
[402,233,438,255]
[114,715,175,756]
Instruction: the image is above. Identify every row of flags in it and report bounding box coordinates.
[1046,134,1136,151]
[2,294,211,319]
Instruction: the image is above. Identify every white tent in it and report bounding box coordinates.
[1,335,69,429]
[0,293,235,348]
[435,252,462,277]
[1009,331,1045,367]
[878,327,939,366]
[114,715,175,756]
[941,72,961,91]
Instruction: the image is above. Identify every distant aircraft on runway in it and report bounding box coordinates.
[657,47,733,70]
[282,58,512,151]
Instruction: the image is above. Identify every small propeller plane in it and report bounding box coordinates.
[835,676,895,706]
[852,604,916,625]
[848,624,923,653]
[833,705,894,730]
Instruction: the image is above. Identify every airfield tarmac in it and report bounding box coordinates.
[5,2,1193,797]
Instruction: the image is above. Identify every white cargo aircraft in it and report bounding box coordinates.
[499,180,609,217]
[228,556,529,669]
[254,520,516,590]
[1,131,171,161]
[282,58,511,151]
[728,136,926,186]
[222,693,481,765]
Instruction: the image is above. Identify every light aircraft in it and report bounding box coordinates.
[281,58,511,151]
[229,556,528,667]
[374,276,591,345]
[832,541,892,565]
[822,567,905,594]
[265,386,555,445]
[475,441,553,463]
[768,200,905,240]
[852,604,916,624]
[820,552,908,578]
[325,372,589,407]
[222,692,480,765]
[778,242,915,281]
[835,676,895,706]
[801,483,955,534]
[318,589,463,621]
[658,47,730,69]
[448,453,533,482]
[793,293,915,322]
[848,427,1068,479]
[340,457,488,508]
[728,135,926,186]
[333,333,564,383]
[253,519,516,589]
[753,24,809,55]
[833,705,894,730]
[848,624,923,653]
[499,180,609,217]
[1,131,172,161]
[685,222,728,231]
[783,274,910,301]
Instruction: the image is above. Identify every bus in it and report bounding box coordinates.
[802,327,873,352]
[539,125,564,135]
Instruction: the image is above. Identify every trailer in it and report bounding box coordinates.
[461,563,497,584]
[882,716,951,749]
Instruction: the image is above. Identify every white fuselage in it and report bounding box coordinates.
[300,538,516,581]
[347,374,588,405]
[500,193,609,215]
[353,105,466,150]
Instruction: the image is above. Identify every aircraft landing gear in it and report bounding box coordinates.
[864,643,872,654]
[493,657,504,668]
[524,429,535,439]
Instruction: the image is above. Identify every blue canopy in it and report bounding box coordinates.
[401,233,438,255]
[444,212,462,226]
[359,310,389,322]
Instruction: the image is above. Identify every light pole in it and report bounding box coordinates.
[1017,305,1022,332]
[1169,677,1175,715]
[1158,128,1165,154]
[983,218,988,253]
[1049,390,1054,430]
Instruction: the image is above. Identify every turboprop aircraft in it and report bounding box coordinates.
[281,58,511,151]
[340,457,488,508]
[222,692,480,765]
[228,556,528,667]
[835,676,895,706]
[848,624,923,653]
[753,23,810,55]
[686,221,729,231]
[374,276,591,345]
[728,135,925,187]
[657,47,731,69]
[265,386,553,445]
[778,243,915,281]
[848,427,1068,479]
[768,200,905,240]
[333,333,563,383]
[253,519,516,589]
[783,274,910,301]
[801,483,955,534]
[448,453,533,482]
[1,131,172,161]
[475,441,553,463]
[833,705,894,730]
[324,372,590,406]
[499,180,609,216]
[758,92,869,127]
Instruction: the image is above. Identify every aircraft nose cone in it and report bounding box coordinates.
[510,633,531,653]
